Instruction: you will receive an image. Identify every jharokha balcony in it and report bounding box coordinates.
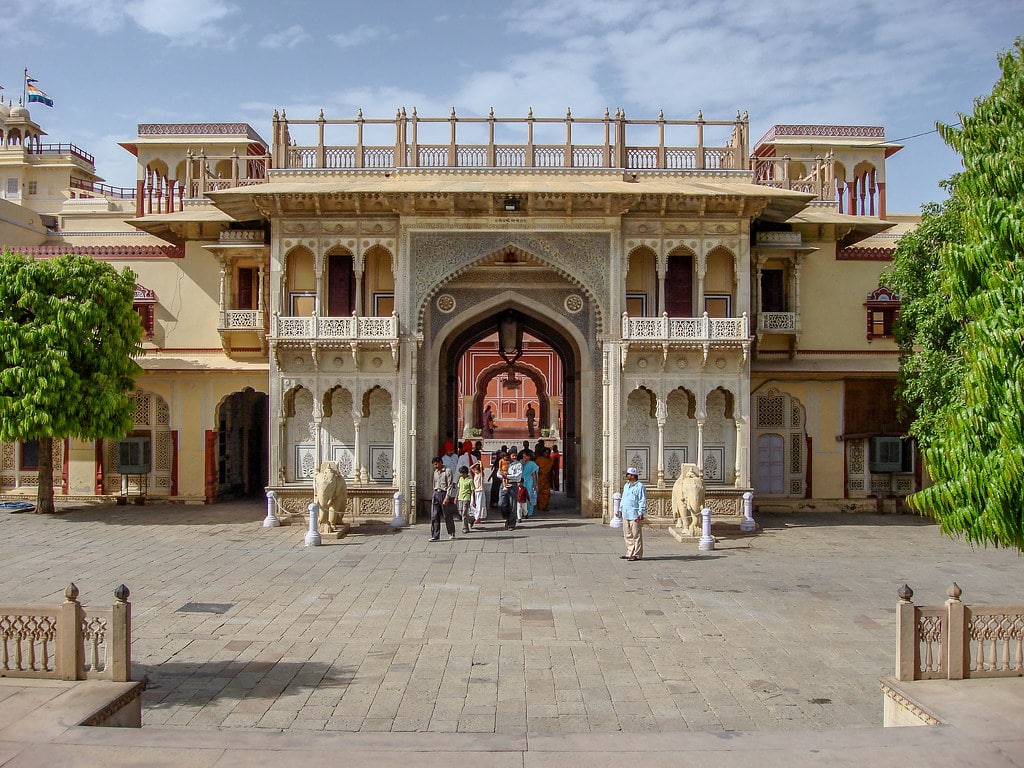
[620,311,751,367]
[269,313,400,367]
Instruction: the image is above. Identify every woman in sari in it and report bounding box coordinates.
[519,449,540,518]
[534,447,553,511]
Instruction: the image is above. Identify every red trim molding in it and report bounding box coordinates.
[13,245,185,259]
[837,247,895,261]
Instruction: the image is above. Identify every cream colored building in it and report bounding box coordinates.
[1,104,917,519]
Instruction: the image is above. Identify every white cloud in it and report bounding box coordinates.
[329,24,394,49]
[260,24,309,49]
[124,0,240,45]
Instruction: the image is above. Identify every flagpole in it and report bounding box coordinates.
[22,68,27,106]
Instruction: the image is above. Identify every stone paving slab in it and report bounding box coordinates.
[1,497,1023,738]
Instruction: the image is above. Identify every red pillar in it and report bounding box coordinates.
[846,181,856,215]
[94,439,105,495]
[205,430,217,504]
[877,181,887,220]
[171,430,179,496]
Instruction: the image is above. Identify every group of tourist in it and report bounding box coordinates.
[429,438,561,540]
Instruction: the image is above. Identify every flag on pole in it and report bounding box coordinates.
[25,73,53,107]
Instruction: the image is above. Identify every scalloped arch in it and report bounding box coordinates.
[416,242,604,334]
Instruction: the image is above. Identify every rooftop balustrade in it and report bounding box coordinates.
[30,142,95,165]
[271,107,751,173]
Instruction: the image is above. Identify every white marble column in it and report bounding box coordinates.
[735,417,749,487]
[696,418,705,473]
[656,397,667,489]
[352,412,362,484]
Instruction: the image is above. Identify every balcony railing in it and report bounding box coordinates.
[622,312,749,342]
[757,312,798,333]
[70,177,137,200]
[218,310,264,331]
[272,313,399,341]
[751,153,836,202]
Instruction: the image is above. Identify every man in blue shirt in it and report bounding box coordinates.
[617,467,646,561]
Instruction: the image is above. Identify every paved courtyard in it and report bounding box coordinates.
[2,496,1021,735]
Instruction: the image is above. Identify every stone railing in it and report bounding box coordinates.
[271,313,399,341]
[895,583,1024,681]
[622,312,749,342]
[272,108,750,172]
[0,584,132,682]
[751,152,836,201]
[218,309,264,330]
[757,312,798,333]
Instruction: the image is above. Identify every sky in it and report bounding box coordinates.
[2,0,1021,214]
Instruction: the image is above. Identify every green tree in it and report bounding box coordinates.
[880,182,967,451]
[0,252,142,514]
[909,39,1024,549]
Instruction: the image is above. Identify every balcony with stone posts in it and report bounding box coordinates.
[269,312,400,369]
[270,107,751,173]
[620,311,750,368]
[206,228,270,356]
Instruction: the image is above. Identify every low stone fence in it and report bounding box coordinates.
[643,485,751,526]
[265,484,404,525]
[895,583,1024,681]
[0,584,131,682]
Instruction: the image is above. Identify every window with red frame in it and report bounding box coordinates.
[865,287,899,340]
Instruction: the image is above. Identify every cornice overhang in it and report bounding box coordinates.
[208,168,813,223]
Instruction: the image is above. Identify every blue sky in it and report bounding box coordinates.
[3,0,1021,214]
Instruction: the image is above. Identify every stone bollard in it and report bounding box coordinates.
[698,507,715,550]
[263,490,281,528]
[305,503,322,547]
[610,492,622,528]
[740,491,757,532]
[392,491,405,528]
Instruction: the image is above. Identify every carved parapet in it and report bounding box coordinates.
[265,484,399,524]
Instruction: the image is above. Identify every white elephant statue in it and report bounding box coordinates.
[671,463,704,538]
[314,461,348,533]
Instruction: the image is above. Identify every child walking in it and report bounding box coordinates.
[457,466,474,533]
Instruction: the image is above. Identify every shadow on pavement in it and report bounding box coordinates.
[756,511,937,530]
[51,500,266,526]
[140,659,353,710]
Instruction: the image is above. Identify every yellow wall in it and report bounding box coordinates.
[753,377,846,498]
[110,242,223,349]
[796,236,900,352]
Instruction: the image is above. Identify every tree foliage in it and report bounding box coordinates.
[0,252,142,513]
[907,39,1024,549]
[881,183,967,451]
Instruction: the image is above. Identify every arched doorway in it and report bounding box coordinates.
[214,388,268,499]
[436,306,582,504]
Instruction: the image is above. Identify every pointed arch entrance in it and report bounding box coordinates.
[471,359,555,438]
[436,304,583,505]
